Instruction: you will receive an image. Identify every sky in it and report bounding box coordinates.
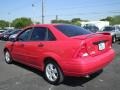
[0,0,120,23]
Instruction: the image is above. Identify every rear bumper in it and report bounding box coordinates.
[62,49,115,77]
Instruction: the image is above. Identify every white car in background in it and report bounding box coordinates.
[9,30,22,41]
[9,34,18,41]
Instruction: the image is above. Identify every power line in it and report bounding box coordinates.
[45,2,120,11]
[3,0,120,14]
[45,10,120,17]
[1,0,120,22]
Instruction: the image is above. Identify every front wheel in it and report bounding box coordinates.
[44,61,64,85]
[4,50,13,64]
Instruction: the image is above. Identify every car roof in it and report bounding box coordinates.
[0,30,5,31]
[23,24,71,29]
[24,23,72,27]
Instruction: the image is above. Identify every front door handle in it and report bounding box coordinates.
[38,43,44,47]
[19,44,24,47]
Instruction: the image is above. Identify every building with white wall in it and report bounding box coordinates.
[81,21,109,30]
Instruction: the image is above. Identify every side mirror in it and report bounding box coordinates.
[9,34,17,42]
[9,37,16,42]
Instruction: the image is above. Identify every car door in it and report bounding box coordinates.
[115,26,120,38]
[11,28,33,63]
[22,27,56,68]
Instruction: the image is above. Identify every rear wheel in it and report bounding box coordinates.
[44,61,64,85]
[4,50,13,64]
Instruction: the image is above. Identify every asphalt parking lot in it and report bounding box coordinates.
[0,41,120,90]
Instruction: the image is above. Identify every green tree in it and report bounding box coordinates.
[111,15,120,25]
[100,16,113,22]
[51,19,71,24]
[12,17,33,29]
[51,18,82,26]
[71,18,82,26]
[71,18,81,26]
[71,18,81,22]
[100,16,120,25]
[0,20,9,29]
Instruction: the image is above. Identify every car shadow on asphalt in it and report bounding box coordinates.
[13,61,103,87]
[13,61,44,77]
[63,70,103,87]
[117,42,120,45]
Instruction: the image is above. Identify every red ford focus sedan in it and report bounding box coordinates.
[4,24,115,84]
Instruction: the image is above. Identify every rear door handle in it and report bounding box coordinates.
[38,43,44,47]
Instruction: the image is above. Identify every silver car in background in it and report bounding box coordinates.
[101,26,120,43]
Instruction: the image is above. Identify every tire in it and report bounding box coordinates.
[90,69,103,78]
[4,50,13,64]
[118,38,120,41]
[112,36,116,43]
[44,61,64,85]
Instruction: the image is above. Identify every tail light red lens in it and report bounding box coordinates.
[76,42,89,58]
[88,46,96,55]
[106,36,112,49]
[108,40,112,49]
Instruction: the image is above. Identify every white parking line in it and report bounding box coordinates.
[0,41,6,43]
[49,85,54,90]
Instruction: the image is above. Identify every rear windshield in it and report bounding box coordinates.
[103,27,115,31]
[54,24,91,37]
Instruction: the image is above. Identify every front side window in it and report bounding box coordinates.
[17,28,32,41]
[54,24,91,37]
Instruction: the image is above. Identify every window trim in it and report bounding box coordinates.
[45,28,56,41]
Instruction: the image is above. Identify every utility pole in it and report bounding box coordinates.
[56,15,58,21]
[42,0,44,24]
[8,12,11,29]
[32,4,35,24]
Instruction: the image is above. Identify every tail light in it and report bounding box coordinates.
[88,46,96,55]
[97,32,111,35]
[76,42,89,58]
[108,38,112,49]
[105,35,112,49]
[75,42,97,58]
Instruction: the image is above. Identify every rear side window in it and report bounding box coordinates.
[47,30,56,41]
[30,27,56,41]
[54,24,91,37]
[30,27,47,41]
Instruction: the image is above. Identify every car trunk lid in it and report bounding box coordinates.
[72,34,112,57]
